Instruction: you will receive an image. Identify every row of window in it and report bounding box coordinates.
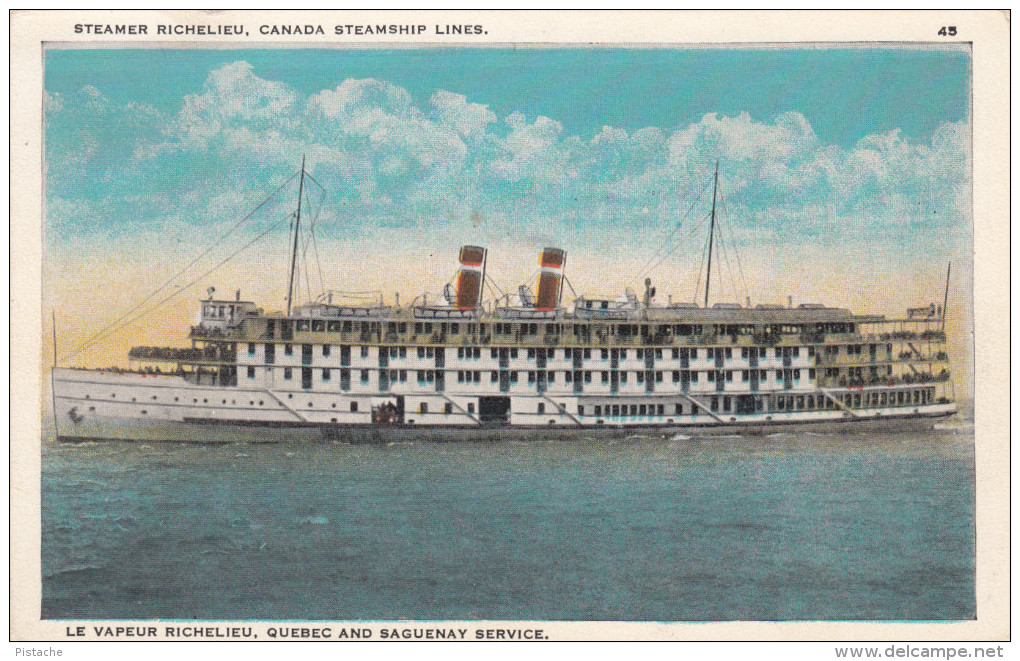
[244,366,809,384]
[280,319,863,338]
[245,343,819,363]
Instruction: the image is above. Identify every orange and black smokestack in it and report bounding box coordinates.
[535,247,566,310]
[456,245,487,310]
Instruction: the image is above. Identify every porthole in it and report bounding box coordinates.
[203,399,208,403]
[308,402,313,407]
[152,395,157,400]
[222,399,227,404]
[141,410,147,415]
[85,394,90,399]
[111,394,116,398]
[131,397,136,402]
[249,401,254,406]
[174,397,179,402]
[259,400,264,406]
[288,394,293,399]
[88,406,95,412]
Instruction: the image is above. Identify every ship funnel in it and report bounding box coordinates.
[455,245,487,310]
[535,247,566,310]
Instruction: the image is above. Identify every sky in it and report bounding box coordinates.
[43,46,972,372]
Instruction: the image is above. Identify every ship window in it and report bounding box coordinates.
[468,403,475,414]
[776,370,783,381]
[284,368,292,380]
[351,401,358,412]
[690,349,698,360]
[584,371,592,383]
[528,371,535,384]
[707,348,714,359]
[793,369,800,379]
[723,397,731,412]
[636,349,644,359]
[565,371,573,383]
[362,346,370,358]
[691,372,699,383]
[451,323,459,335]
[707,371,715,382]
[601,349,609,360]
[620,349,627,360]
[322,369,331,381]
[491,371,498,383]
[673,371,680,383]
[248,343,256,355]
[537,403,545,415]
[548,372,556,383]
[285,344,293,356]
[297,320,310,331]
[742,370,749,382]
[630,405,638,416]
[675,403,683,415]
[778,397,785,410]
[620,372,628,384]
[725,348,732,359]
[444,403,453,414]
[458,347,464,359]
[527,348,535,359]
[636,372,644,384]
[602,371,609,383]
[247,366,255,379]
[361,370,369,383]
[726,371,733,382]
[792,347,799,358]
[594,405,602,416]
[510,371,518,384]
[323,344,331,357]
[639,404,647,415]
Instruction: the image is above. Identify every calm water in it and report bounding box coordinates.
[41,425,975,621]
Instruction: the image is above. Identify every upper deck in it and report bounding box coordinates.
[188,299,944,351]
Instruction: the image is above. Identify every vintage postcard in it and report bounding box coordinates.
[9,9,1010,651]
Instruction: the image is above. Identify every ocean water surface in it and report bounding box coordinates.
[41,425,975,621]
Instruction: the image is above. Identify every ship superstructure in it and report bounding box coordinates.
[51,163,957,442]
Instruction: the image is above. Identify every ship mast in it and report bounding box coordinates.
[703,161,719,308]
[941,262,951,331]
[286,156,306,317]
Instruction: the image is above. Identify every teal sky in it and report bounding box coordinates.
[44,46,972,305]
[46,47,969,147]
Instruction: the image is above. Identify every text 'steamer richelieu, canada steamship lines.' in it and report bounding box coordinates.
[52,160,957,443]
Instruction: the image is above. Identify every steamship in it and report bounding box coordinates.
[51,164,957,443]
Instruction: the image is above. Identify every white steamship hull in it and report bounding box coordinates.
[52,368,957,444]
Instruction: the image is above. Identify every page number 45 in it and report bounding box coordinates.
[938,26,958,36]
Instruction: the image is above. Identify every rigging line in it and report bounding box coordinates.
[640,209,713,282]
[715,182,750,302]
[693,212,713,305]
[303,171,326,193]
[483,273,506,300]
[715,223,737,302]
[628,177,713,286]
[561,274,578,300]
[719,213,750,304]
[308,185,327,296]
[296,184,327,304]
[69,171,300,353]
[61,210,295,363]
